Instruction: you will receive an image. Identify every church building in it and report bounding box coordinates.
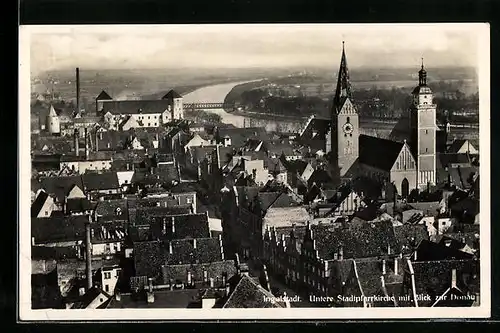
[327,42,438,197]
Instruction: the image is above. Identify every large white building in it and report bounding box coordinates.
[98,90,184,131]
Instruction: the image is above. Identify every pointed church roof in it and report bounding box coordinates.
[48,105,58,117]
[333,41,352,113]
[96,90,113,101]
[162,90,182,99]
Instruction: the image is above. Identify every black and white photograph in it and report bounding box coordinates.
[18,23,490,320]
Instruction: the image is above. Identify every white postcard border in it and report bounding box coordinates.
[18,23,491,321]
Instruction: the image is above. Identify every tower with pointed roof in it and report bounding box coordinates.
[162,90,184,121]
[409,59,437,188]
[46,105,61,135]
[330,42,359,178]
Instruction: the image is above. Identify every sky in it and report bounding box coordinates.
[25,24,484,76]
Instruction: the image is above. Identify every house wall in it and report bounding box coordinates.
[78,160,113,174]
[185,135,210,151]
[117,171,134,186]
[36,195,56,218]
[67,186,86,199]
[456,141,478,154]
[92,241,122,256]
[101,267,121,295]
[172,98,184,120]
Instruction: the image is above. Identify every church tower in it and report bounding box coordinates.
[330,42,359,178]
[409,60,437,189]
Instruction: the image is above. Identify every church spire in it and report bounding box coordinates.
[333,41,352,109]
[418,57,427,86]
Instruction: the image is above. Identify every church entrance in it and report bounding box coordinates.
[401,178,409,198]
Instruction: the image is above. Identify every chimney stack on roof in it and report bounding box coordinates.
[84,128,89,160]
[85,222,93,290]
[74,129,80,157]
[76,67,80,113]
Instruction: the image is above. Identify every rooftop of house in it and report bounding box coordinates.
[217,127,270,149]
[107,289,201,308]
[394,224,430,255]
[31,190,50,218]
[96,90,113,101]
[103,99,171,115]
[410,258,480,306]
[40,175,84,203]
[148,213,211,240]
[161,260,238,285]
[414,240,475,261]
[65,197,95,213]
[222,274,285,308]
[310,220,400,260]
[82,172,120,191]
[133,237,223,279]
[32,216,88,244]
[162,90,183,99]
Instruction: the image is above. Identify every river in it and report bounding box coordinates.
[182,80,306,131]
[181,79,478,139]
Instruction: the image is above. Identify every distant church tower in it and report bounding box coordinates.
[330,42,359,179]
[46,105,61,135]
[409,60,437,189]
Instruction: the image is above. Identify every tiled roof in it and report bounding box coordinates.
[95,199,128,218]
[165,238,222,265]
[359,135,406,171]
[311,220,399,260]
[134,206,194,226]
[82,172,119,191]
[155,164,180,183]
[264,157,287,174]
[32,216,87,244]
[222,274,285,308]
[40,176,84,203]
[162,90,182,99]
[414,240,474,261]
[307,169,334,188]
[107,289,201,308]
[299,117,331,141]
[133,240,166,280]
[32,245,78,260]
[264,207,311,229]
[394,224,429,254]
[103,100,171,115]
[439,153,471,168]
[258,192,282,211]
[410,259,480,307]
[217,127,269,149]
[65,198,94,214]
[282,159,309,174]
[148,213,210,240]
[269,192,300,208]
[161,260,237,285]
[31,191,49,217]
[32,153,62,171]
[235,186,260,207]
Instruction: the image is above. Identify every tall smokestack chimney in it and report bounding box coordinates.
[76,67,80,113]
[74,128,80,157]
[85,222,93,289]
[84,127,89,160]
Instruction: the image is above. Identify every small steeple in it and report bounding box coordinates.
[48,105,58,117]
[419,57,427,86]
[333,41,352,109]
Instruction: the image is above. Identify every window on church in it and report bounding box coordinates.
[425,130,428,134]
[346,117,350,123]
[425,148,428,153]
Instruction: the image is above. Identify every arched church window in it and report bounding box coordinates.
[346,117,350,123]
[425,130,428,134]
